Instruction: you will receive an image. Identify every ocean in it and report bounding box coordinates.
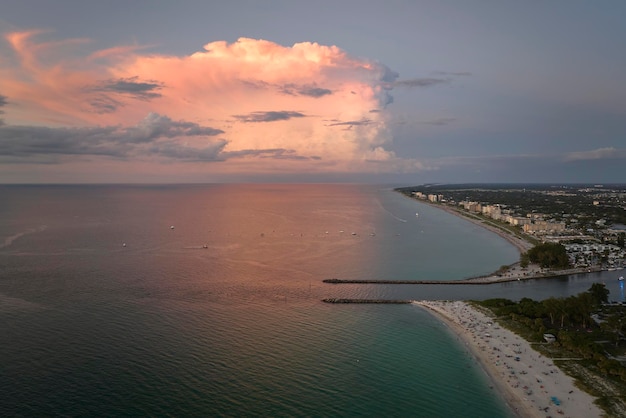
[0,184,620,417]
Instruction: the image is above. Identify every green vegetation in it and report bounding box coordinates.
[524,242,570,269]
[520,254,529,268]
[476,284,626,415]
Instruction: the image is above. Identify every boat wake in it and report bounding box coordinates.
[376,199,408,223]
[0,292,45,312]
[0,225,47,250]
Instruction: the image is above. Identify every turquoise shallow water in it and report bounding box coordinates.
[0,184,617,416]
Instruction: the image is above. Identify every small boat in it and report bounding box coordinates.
[122,243,126,247]
[170,225,175,229]
[415,212,419,217]
[619,276,624,281]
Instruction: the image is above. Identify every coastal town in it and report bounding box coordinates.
[393,184,626,417]
[398,184,626,276]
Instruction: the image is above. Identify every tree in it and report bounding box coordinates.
[526,243,570,269]
[518,297,542,317]
[542,297,560,325]
[520,252,530,268]
[588,283,610,306]
[558,298,569,328]
[572,293,594,329]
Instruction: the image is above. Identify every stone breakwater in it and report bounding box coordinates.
[323,266,604,285]
[322,298,413,304]
[323,278,495,285]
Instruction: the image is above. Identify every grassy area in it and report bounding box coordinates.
[470,300,626,417]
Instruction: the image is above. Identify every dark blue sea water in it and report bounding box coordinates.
[0,184,620,417]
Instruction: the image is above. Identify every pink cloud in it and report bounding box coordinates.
[0,31,408,177]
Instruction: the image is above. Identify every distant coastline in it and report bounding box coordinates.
[396,190,608,284]
[393,190,612,416]
[419,199,533,254]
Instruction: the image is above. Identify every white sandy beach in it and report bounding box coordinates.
[415,300,602,418]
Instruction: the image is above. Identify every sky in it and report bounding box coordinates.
[1,0,625,184]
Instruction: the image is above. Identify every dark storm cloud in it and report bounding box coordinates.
[279,83,321,97]
[129,113,224,142]
[241,80,332,98]
[394,78,451,88]
[0,124,127,160]
[0,113,227,163]
[89,95,124,114]
[93,76,164,100]
[293,86,332,98]
[0,112,314,164]
[232,111,306,123]
[147,139,228,161]
[326,118,373,127]
[86,77,165,113]
[379,65,399,83]
[222,148,319,161]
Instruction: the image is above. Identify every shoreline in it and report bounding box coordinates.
[424,200,534,254]
[405,195,610,284]
[397,191,537,281]
[415,300,602,418]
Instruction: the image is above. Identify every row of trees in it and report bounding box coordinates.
[482,283,609,328]
[479,284,626,381]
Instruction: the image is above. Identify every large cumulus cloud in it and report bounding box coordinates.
[0,31,444,176]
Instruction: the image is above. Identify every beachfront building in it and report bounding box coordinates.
[427,194,444,203]
[523,221,566,234]
[481,204,502,220]
[510,217,531,226]
[461,201,482,212]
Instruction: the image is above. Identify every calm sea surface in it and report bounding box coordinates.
[0,184,620,417]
